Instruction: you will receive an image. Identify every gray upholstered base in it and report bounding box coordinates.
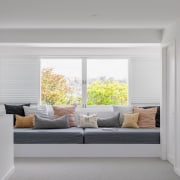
[84,128,160,144]
[14,128,84,144]
[14,127,160,144]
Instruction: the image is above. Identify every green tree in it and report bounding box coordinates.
[41,68,72,105]
[87,80,128,105]
[41,68,128,105]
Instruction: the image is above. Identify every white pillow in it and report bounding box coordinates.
[75,107,113,124]
[46,104,54,117]
[0,105,6,115]
[113,105,133,126]
[23,106,48,117]
[79,114,98,128]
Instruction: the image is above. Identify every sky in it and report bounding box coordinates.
[41,58,128,81]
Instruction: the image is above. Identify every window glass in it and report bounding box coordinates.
[87,59,128,105]
[41,58,128,106]
[41,59,82,105]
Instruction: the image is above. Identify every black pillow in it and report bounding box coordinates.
[142,106,160,127]
[5,104,30,125]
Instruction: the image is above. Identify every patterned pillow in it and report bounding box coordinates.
[134,107,157,128]
[122,113,139,128]
[79,114,98,128]
[142,106,160,127]
[53,106,76,127]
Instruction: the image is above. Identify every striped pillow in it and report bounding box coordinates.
[52,106,76,127]
[133,107,157,128]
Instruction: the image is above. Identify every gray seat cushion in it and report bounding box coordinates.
[14,128,84,144]
[84,128,160,144]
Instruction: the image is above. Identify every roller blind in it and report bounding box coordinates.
[0,57,40,104]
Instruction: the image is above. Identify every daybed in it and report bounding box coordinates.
[1,104,161,157]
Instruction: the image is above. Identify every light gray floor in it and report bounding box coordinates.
[9,157,179,180]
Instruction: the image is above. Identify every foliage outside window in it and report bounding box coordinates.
[87,80,128,105]
[41,68,82,105]
[41,59,128,106]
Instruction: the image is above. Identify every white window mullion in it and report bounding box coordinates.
[82,58,87,108]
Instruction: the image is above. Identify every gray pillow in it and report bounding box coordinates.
[97,113,120,127]
[34,115,70,129]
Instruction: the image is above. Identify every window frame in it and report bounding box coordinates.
[40,56,130,107]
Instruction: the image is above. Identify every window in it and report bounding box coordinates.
[87,59,128,105]
[41,59,82,105]
[41,58,128,106]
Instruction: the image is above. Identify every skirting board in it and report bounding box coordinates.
[167,153,175,165]
[15,144,161,157]
[1,166,15,180]
[174,167,180,177]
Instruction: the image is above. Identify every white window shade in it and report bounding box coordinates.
[0,57,40,104]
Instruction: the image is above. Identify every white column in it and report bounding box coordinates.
[174,21,180,176]
[0,115,14,180]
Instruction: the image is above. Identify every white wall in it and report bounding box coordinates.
[0,29,162,43]
[162,21,180,176]
[174,21,180,176]
[0,115,14,180]
[166,43,176,164]
[0,46,161,105]
[161,23,177,44]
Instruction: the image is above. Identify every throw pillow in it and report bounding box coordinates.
[113,105,133,126]
[23,106,48,117]
[15,115,34,128]
[5,104,30,125]
[79,114,98,128]
[0,105,6,115]
[97,113,120,127]
[142,106,160,127]
[75,110,116,127]
[134,107,157,128]
[121,113,139,128]
[33,115,70,129]
[52,106,76,127]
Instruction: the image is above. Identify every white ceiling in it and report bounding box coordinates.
[0,0,179,29]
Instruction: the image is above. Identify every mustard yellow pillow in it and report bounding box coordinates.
[15,115,34,128]
[122,113,139,128]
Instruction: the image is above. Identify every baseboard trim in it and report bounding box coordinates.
[174,167,180,177]
[1,166,15,180]
[167,153,175,165]
[15,144,161,157]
